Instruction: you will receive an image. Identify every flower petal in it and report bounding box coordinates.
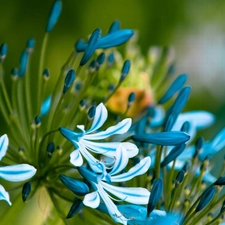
[101,182,150,204]
[83,191,100,208]
[0,134,9,161]
[0,164,36,182]
[111,157,151,182]
[85,118,131,140]
[211,127,225,152]
[40,95,52,116]
[86,103,108,133]
[70,149,83,167]
[0,184,11,205]
[109,144,128,176]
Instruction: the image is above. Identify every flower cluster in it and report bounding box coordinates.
[0,1,225,225]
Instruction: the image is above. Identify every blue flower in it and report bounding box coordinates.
[60,103,138,171]
[78,145,151,225]
[0,134,37,205]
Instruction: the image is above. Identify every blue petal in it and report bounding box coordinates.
[111,157,151,182]
[19,51,29,77]
[78,166,102,184]
[211,127,225,152]
[109,145,128,176]
[149,213,180,225]
[101,182,150,204]
[46,0,62,32]
[83,191,100,208]
[132,131,190,146]
[158,74,187,104]
[97,29,134,49]
[108,20,120,33]
[40,95,52,116]
[0,164,36,182]
[0,184,11,205]
[85,118,131,140]
[70,149,83,167]
[86,103,108,133]
[150,106,165,128]
[0,134,9,161]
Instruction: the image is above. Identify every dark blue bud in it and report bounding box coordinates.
[182,162,190,174]
[132,131,190,146]
[80,28,101,66]
[79,99,86,108]
[160,144,186,167]
[88,60,97,72]
[59,174,90,196]
[214,177,225,186]
[11,68,19,80]
[63,69,76,94]
[22,182,31,202]
[147,106,156,119]
[158,74,188,104]
[147,178,163,216]
[107,53,115,66]
[88,106,96,120]
[120,60,130,82]
[67,199,83,218]
[19,51,29,77]
[175,170,185,186]
[75,39,86,52]
[128,92,135,104]
[78,166,101,184]
[164,113,176,131]
[194,137,204,158]
[42,68,50,79]
[47,142,55,158]
[75,83,82,92]
[98,29,134,49]
[180,121,190,133]
[35,116,41,127]
[108,84,115,91]
[46,0,62,32]
[96,52,105,68]
[195,186,216,212]
[0,43,8,61]
[26,38,35,52]
[108,20,120,33]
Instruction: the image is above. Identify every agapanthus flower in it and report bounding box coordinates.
[60,103,138,171]
[0,134,36,205]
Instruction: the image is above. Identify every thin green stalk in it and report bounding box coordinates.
[155,145,163,179]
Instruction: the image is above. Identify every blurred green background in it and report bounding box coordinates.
[0,0,225,224]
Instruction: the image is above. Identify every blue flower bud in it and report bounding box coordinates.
[35,116,41,127]
[132,131,190,146]
[63,69,76,94]
[11,68,19,80]
[108,84,115,91]
[80,28,101,66]
[158,74,188,104]
[147,178,163,216]
[164,113,176,131]
[180,121,190,133]
[75,83,82,92]
[0,43,8,61]
[194,137,204,158]
[75,39,86,52]
[78,166,101,184]
[19,50,29,77]
[41,95,52,116]
[22,182,31,202]
[175,170,185,186]
[107,53,115,63]
[214,177,225,186]
[160,144,186,167]
[128,92,135,104]
[96,52,105,69]
[26,38,35,52]
[98,29,134,49]
[88,60,97,73]
[46,0,62,33]
[47,142,55,158]
[120,60,130,82]
[42,68,50,80]
[67,199,83,218]
[108,20,120,33]
[59,174,90,196]
[195,186,216,212]
[79,99,86,108]
[88,106,96,120]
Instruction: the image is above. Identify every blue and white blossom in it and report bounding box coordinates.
[60,103,138,171]
[78,145,151,225]
[0,134,37,205]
